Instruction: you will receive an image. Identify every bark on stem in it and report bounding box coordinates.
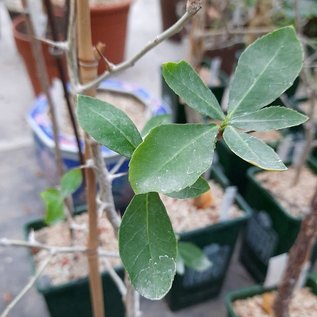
[76,1,105,317]
[273,186,317,317]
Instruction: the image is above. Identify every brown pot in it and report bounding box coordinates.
[12,15,67,96]
[159,0,184,42]
[90,0,132,74]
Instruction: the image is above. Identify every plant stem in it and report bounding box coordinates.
[43,0,85,171]
[76,1,203,93]
[273,185,317,317]
[0,254,53,317]
[21,0,64,178]
[0,237,119,257]
[76,1,105,317]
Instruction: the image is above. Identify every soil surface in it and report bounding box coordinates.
[162,180,244,233]
[233,288,317,317]
[256,165,317,218]
[33,213,120,286]
[33,180,243,286]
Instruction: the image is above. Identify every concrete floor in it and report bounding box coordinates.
[0,1,255,316]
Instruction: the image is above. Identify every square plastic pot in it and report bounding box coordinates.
[225,274,317,317]
[24,208,125,317]
[240,160,317,283]
[165,165,252,311]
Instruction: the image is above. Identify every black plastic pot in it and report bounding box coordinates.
[240,160,317,283]
[225,274,317,317]
[24,210,125,317]
[165,166,252,311]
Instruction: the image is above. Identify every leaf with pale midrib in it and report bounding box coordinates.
[119,193,177,300]
[231,106,308,131]
[227,26,303,118]
[129,124,219,194]
[162,61,224,120]
[223,126,286,171]
[77,95,142,158]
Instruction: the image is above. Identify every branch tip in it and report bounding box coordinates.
[186,0,202,15]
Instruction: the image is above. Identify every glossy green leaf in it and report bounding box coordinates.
[60,169,83,197]
[227,26,303,118]
[223,126,286,170]
[41,188,65,225]
[166,177,210,199]
[231,106,308,131]
[77,95,142,157]
[141,114,172,137]
[129,124,219,194]
[119,193,177,300]
[178,242,212,272]
[162,61,224,120]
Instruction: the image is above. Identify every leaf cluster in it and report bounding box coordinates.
[75,26,307,300]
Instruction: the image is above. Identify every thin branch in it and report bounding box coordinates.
[102,257,127,297]
[37,38,69,50]
[0,254,53,317]
[109,156,126,175]
[77,6,202,93]
[0,238,119,258]
[91,143,121,235]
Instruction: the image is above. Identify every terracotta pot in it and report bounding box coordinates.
[159,0,184,42]
[12,15,67,96]
[90,0,132,74]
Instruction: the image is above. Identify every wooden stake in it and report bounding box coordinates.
[76,1,105,317]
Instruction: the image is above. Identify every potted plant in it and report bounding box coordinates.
[0,4,309,317]
[27,78,170,211]
[164,165,252,311]
[225,273,317,317]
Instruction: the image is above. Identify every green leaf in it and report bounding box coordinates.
[41,188,65,225]
[119,193,177,300]
[60,169,83,197]
[166,177,210,199]
[227,26,303,118]
[162,61,225,120]
[141,114,172,137]
[129,124,219,194]
[77,95,142,158]
[231,106,308,131]
[178,242,212,272]
[223,126,286,170]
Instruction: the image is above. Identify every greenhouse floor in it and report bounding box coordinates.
[0,1,254,316]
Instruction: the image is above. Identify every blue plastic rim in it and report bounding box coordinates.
[27,79,171,209]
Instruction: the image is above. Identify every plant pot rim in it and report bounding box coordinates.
[12,15,33,43]
[24,208,124,294]
[247,160,317,223]
[27,79,170,155]
[90,0,132,13]
[179,166,252,239]
[225,274,317,317]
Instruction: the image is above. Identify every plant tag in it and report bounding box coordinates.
[264,253,288,288]
[277,135,293,162]
[209,58,221,87]
[27,0,47,37]
[219,186,237,221]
